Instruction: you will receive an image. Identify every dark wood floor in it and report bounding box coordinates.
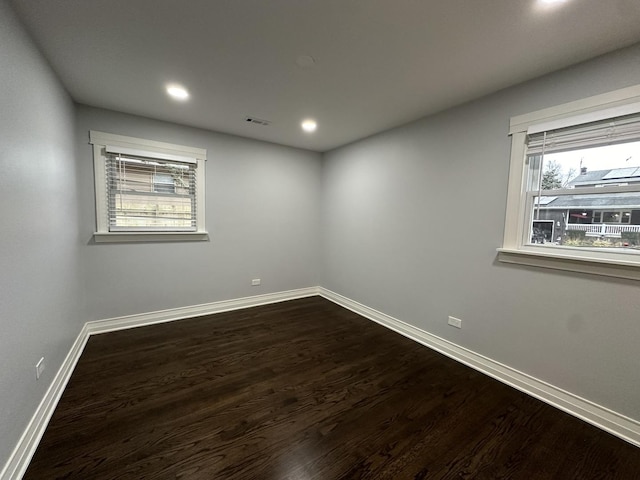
[24,297,640,479]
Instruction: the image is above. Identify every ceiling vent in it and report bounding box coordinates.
[245,117,271,126]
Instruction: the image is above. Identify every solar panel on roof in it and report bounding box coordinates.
[602,167,640,179]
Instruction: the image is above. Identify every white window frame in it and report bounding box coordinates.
[90,131,208,243]
[498,84,640,281]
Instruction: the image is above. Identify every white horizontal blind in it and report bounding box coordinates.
[105,144,197,164]
[527,112,640,155]
[106,153,197,231]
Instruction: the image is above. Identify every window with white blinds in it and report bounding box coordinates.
[107,153,197,231]
[499,84,640,280]
[526,112,640,156]
[90,131,208,242]
[524,116,640,245]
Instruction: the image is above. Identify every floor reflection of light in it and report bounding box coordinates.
[277,447,314,480]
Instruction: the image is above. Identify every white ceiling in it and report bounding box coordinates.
[10,0,640,152]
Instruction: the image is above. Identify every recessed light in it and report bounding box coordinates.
[166,84,190,101]
[535,0,568,13]
[301,119,317,133]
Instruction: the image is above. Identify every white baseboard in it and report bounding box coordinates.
[0,325,90,480]
[86,287,320,335]
[1,286,319,480]
[319,287,640,448]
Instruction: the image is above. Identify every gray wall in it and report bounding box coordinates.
[3,0,640,469]
[0,0,84,465]
[321,43,640,420]
[75,106,322,320]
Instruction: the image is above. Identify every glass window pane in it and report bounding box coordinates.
[153,173,175,194]
[603,211,620,223]
[527,155,542,191]
[530,192,640,251]
[527,140,640,193]
[107,154,196,231]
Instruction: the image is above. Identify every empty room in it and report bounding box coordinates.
[3,0,640,478]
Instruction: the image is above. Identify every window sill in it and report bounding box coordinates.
[497,247,640,281]
[94,232,209,243]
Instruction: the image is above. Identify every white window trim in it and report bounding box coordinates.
[90,131,208,243]
[498,84,640,281]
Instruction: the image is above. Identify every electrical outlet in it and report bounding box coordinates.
[35,357,45,380]
[251,278,261,286]
[448,316,462,329]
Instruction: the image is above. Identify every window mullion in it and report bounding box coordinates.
[522,192,537,247]
[540,185,640,196]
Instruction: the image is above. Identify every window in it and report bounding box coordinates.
[90,131,208,242]
[499,84,640,280]
[153,172,177,194]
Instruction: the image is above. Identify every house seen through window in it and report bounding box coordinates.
[527,137,640,250]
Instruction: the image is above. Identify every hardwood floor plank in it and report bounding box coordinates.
[23,297,640,479]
